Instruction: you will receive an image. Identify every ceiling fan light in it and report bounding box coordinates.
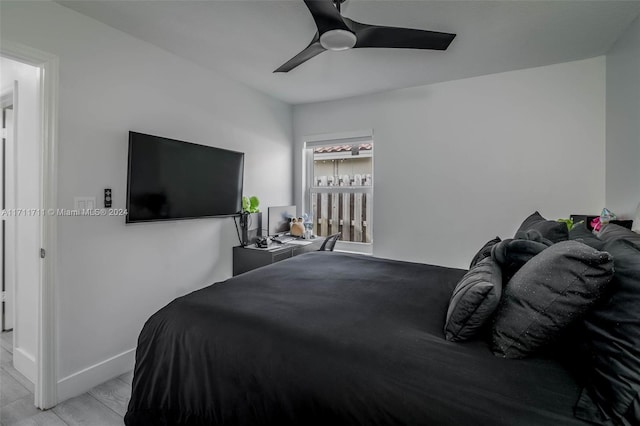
[320,29,357,51]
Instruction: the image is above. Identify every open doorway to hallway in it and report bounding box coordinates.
[2,99,15,333]
[1,55,41,410]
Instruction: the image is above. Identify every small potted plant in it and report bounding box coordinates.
[242,196,260,214]
[240,196,262,246]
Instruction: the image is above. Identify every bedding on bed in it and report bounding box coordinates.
[125,252,588,426]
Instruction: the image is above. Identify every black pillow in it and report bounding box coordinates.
[444,257,503,342]
[513,228,554,246]
[574,240,640,425]
[597,223,640,247]
[569,222,605,250]
[490,231,553,282]
[516,211,568,243]
[469,236,501,268]
[491,241,614,359]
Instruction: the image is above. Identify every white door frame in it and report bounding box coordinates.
[1,40,59,409]
[1,85,17,334]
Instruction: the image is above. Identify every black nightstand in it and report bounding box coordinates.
[232,239,324,276]
[571,215,633,230]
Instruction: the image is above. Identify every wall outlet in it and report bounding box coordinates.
[74,197,96,211]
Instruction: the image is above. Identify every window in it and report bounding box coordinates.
[304,136,373,251]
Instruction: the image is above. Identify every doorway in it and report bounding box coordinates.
[0,42,59,410]
[1,56,41,411]
[2,100,15,333]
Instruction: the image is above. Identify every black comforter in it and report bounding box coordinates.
[125,252,588,426]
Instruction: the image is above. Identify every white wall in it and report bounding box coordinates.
[0,57,40,383]
[605,16,640,218]
[294,58,606,269]
[1,1,293,400]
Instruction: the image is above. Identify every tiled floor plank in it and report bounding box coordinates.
[0,369,31,407]
[1,329,132,424]
[1,365,35,394]
[0,347,13,367]
[88,378,131,417]
[0,332,12,353]
[0,395,40,426]
[10,410,68,426]
[116,371,133,386]
[1,367,134,425]
[52,393,123,426]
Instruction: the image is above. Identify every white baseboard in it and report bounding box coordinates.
[57,348,136,403]
[13,346,36,383]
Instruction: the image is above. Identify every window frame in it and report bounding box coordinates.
[303,132,374,254]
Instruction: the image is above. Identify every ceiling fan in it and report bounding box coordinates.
[274,0,457,73]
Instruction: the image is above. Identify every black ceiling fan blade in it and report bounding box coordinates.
[304,0,350,34]
[344,18,456,50]
[274,37,326,73]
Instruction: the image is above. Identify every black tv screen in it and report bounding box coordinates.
[126,132,244,223]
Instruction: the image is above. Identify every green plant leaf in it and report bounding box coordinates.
[557,218,574,231]
[249,196,260,213]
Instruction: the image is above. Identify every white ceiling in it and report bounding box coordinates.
[58,0,640,105]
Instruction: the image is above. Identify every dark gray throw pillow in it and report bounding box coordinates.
[491,231,553,282]
[445,258,503,342]
[569,222,605,250]
[513,228,554,246]
[516,211,569,243]
[597,223,640,247]
[469,236,501,268]
[575,240,640,425]
[491,241,614,359]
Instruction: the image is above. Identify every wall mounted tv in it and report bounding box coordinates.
[126,132,244,223]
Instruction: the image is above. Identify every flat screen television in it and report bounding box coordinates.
[126,132,244,223]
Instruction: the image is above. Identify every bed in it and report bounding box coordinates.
[124,251,590,426]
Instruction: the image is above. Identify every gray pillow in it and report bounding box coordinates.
[469,236,501,268]
[491,241,614,359]
[597,223,640,247]
[575,239,640,425]
[569,222,605,251]
[516,211,568,243]
[445,257,503,342]
[491,230,553,282]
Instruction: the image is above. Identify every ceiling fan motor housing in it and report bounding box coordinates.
[320,29,357,51]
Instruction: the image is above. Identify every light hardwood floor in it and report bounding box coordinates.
[1,331,132,426]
